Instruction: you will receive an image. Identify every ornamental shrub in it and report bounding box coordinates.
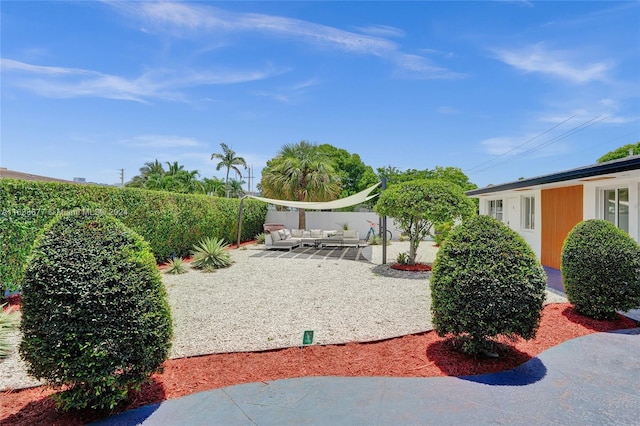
[191,237,232,272]
[0,305,18,358]
[163,257,189,275]
[19,211,173,411]
[430,215,547,355]
[561,219,640,319]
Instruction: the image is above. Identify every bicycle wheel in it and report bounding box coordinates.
[385,230,392,241]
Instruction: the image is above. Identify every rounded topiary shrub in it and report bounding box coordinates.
[561,219,640,320]
[20,210,173,411]
[430,215,547,355]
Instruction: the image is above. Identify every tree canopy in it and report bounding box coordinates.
[125,159,242,197]
[377,165,477,192]
[317,144,379,201]
[597,142,640,163]
[260,141,341,229]
[375,179,475,264]
[211,143,248,197]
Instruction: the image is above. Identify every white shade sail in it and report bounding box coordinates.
[247,182,381,210]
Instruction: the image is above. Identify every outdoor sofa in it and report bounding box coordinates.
[264,228,361,250]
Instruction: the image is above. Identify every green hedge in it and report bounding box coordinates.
[0,179,267,289]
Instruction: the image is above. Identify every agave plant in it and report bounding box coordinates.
[255,232,266,244]
[163,257,189,274]
[0,305,18,359]
[191,237,232,271]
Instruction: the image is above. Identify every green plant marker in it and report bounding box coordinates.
[302,330,314,345]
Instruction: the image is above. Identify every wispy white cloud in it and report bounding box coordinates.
[536,103,637,126]
[120,135,203,148]
[497,0,534,7]
[481,136,525,156]
[492,43,613,84]
[107,1,461,80]
[111,1,396,55]
[436,106,459,115]
[420,48,454,59]
[354,24,406,38]
[252,79,319,103]
[480,134,568,158]
[1,58,95,76]
[392,53,467,79]
[1,58,283,102]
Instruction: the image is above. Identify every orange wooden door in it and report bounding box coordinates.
[541,186,583,269]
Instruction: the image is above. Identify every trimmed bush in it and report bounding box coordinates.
[561,219,640,319]
[19,211,173,410]
[430,215,547,355]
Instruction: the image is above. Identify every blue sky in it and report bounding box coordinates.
[1,1,639,189]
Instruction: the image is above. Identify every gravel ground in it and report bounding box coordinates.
[0,241,566,391]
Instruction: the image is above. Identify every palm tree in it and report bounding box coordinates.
[125,159,165,188]
[227,178,246,198]
[260,140,341,229]
[165,161,185,176]
[201,177,226,197]
[140,159,165,177]
[211,143,248,197]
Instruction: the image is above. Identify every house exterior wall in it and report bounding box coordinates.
[474,170,640,268]
[477,190,542,259]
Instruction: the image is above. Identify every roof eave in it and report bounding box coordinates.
[466,156,640,197]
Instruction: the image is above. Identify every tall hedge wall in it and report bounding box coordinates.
[0,179,267,288]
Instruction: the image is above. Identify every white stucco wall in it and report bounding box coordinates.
[264,210,404,240]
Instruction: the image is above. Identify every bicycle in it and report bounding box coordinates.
[364,220,392,243]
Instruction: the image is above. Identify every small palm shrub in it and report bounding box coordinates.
[191,237,232,271]
[255,232,266,244]
[367,235,382,245]
[396,252,410,265]
[431,215,546,355]
[561,219,640,319]
[0,305,18,358]
[20,211,173,411]
[164,257,188,274]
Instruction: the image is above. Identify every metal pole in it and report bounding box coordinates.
[381,178,387,264]
[236,196,246,248]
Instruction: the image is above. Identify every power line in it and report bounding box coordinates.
[468,114,609,173]
[502,115,608,164]
[465,114,577,173]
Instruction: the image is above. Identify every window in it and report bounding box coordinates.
[603,188,629,233]
[488,199,503,221]
[522,196,535,230]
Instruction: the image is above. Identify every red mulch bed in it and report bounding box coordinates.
[390,263,432,272]
[1,303,636,425]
